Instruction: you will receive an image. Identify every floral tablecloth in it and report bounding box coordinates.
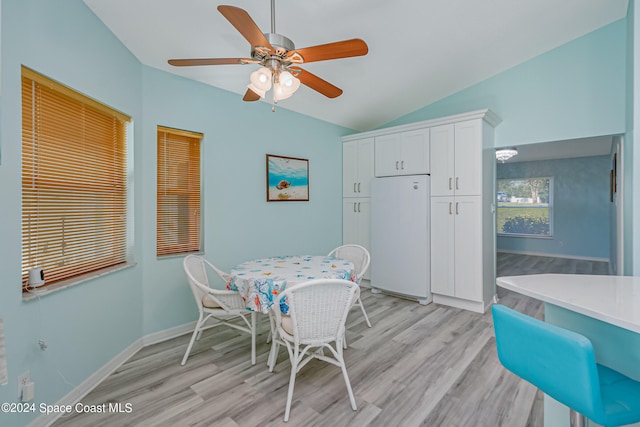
[228,255,356,314]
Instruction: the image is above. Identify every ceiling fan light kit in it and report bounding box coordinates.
[168,1,368,108]
[248,67,272,97]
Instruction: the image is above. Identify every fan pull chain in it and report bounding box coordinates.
[272,73,276,112]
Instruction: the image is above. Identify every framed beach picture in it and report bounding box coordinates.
[266,154,309,202]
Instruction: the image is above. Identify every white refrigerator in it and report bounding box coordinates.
[370,175,432,304]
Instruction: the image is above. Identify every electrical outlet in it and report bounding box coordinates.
[22,381,35,401]
[18,371,30,398]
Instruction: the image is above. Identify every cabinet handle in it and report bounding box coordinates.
[354,183,357,193]
[357,202,361,213]
[449,177,452,190]
[353,202,357,213]
[358,182,361,193]
[401,160,404,170]
[456,202,459,215]
[449,202,452,215]
[456,177,459,190]
[395,160,399,170]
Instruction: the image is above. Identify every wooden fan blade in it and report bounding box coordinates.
[287,39,368,63]
[168,58,249,66]
[217,5,273,51]
[243,88,261,102]
[290,67,343,98]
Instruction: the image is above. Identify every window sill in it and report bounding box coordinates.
[497,234,553,239]
[22,262,137,302]
[157,251,204,261]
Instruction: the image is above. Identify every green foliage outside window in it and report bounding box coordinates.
[502,215,550,235]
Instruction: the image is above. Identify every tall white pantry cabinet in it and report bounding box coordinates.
[342,109,500,312]
[342,137,374,280]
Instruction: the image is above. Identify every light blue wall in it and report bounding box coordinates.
[384,19,627,147]
[496,156,611,260]
[383,17,628,269]
[0,0,349,424]
[0,1,144,425]
[140,67,349,334]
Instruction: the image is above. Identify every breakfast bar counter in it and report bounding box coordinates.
[497,273,640,333]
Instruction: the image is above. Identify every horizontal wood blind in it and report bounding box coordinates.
[22,67,130,290]
[157,127,202,256]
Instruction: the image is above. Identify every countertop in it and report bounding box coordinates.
[496,274,640,334]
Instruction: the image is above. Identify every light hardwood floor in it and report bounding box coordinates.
[52,253,609,427]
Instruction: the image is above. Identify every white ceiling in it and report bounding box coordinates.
[82,0,627,132]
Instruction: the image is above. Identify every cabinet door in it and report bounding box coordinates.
[453,196,482,301]
[374,133,400,177]
[356,199,371,280]
[343,141,359,197]
[430,124,455,196]
[343,199,359,244]
[342,198,371,280]
[356,198,370,255]
[454,120,482,196]
[356,138,374,197]
[400,129,430,175]
[430,196,455,296]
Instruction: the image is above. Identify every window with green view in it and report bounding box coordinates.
[496,177,553,237]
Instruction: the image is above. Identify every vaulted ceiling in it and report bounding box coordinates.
[83,0,628,132]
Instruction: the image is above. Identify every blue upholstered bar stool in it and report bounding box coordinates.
[492,304,640,427]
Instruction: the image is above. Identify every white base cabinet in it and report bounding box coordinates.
[342,198,370,280]
[431,196,485,311]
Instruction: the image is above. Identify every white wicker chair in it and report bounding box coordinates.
[271,278,359,422]
[328,244,372,327]
[181,255,256,366]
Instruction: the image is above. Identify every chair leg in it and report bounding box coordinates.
[337,351,357,411]
[569,409,586,427]
[283,348,299,422]
[250,312,257,365]
[267,314,280,372]
[181,316,204,366]
[358,297,372,327]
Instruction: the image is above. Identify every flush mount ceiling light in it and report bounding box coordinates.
[496,147,518,163]
[168,0,368,108]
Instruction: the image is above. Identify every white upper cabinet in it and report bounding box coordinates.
[453,120,482,196]
[374,128,430,177]
[430,120,482,196]
[430,124,455,196]
[343,138,374,198]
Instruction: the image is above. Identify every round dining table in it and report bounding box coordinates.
[228,255,356,314]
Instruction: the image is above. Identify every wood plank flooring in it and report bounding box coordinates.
[52,253,609,427]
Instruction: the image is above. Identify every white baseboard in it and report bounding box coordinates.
[142,322,196,347]
[30,321,196,427]
[497,249,609,263]
[432,294,488,314]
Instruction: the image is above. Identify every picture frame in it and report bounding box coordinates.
[266,154,309,202]
[610,153,617,203]
[610,169,614,203]
[613,152,617,193]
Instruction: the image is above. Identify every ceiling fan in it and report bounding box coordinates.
[168,0,368,104]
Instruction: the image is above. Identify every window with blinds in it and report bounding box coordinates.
[21,67,131,292]
[157,127,202,256]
